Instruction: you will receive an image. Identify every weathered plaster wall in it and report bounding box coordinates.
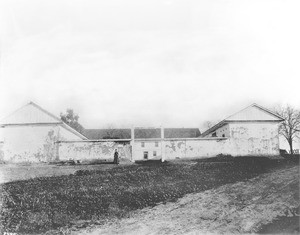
[132,122,281,161]
[132,138,228,161]
[228,122,280,156]
[1,125,60,162]
[216,124,230,137]
[0,121,281,163]
[0,142,4,162]
[58,141,131,162]
[58,126,84,141]
[0,129,4,161]
[206,124,230,138]
[0,124,83,163]
[164,138,229,160]
[133,139,162,161]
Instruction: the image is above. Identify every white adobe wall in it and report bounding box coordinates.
[227,122,280,156]
[216,124,230,137]
[0,122,282,163]
[1,125,60,162]
[164,138,229,160]
[132,138,229,161]
[132,122,281,161]
[0,124,83,163]
[58,141,131,162]
[205,124,230,137]
[59,126,84,141]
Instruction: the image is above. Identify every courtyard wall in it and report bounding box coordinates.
[58,140,131,162]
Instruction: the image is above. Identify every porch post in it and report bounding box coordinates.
[131,126,135,162]
[161,126,165,162]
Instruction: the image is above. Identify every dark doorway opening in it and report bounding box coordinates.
[143,151,148,159]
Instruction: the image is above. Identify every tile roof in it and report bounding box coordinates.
[82,129,131,139]
[83,128,201,140]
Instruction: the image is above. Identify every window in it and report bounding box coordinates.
[155,141,159,147]
[141,142,145,147]
[212,132,217,137]
[222,134,225,137]
[153,151,157,157]
[143,151,148,159]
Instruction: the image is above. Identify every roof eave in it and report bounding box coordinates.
[201,120,228,137]
[60,123,88,140]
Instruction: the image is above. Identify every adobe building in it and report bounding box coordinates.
[0,102,86,162]
[0,102,284,163]
[201,103,284,156]
[131,104,284,161]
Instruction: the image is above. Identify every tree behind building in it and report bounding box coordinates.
[60,109,84,134]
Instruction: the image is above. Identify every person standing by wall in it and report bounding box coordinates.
[113,149,119,164]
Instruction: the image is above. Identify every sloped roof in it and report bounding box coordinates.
[201,103,284,137]
[225,103,284,121]
[134,128,201,139]
[0,102,61,125]
[164,128,201,138]
[0,102,87,140]
[83,128,201,139]
[135,128,161,138]
[83,129,131,139]
[60,123,88,140]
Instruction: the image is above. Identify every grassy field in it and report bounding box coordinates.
[0,156,298,234]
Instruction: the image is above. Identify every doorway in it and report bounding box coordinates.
[143,151,148,160]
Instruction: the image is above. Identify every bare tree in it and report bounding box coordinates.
[275,105,300,154]
[204,121,213,129]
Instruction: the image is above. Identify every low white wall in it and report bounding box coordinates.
[0,142,4,162]
[132,129,280,161]
[58,140,131,162]
[0,122,281,163]
[164,138,229,160]
[132,138,229,161]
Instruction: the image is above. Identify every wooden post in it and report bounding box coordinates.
[131,127,135,162]
[161,126,165,162]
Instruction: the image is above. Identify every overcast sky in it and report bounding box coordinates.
[0,0,299,131]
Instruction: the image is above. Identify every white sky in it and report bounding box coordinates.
[0,0,299,131]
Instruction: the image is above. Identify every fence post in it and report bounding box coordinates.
[55,141,60,161]
[161,126,165,162]
[131,127,135,162]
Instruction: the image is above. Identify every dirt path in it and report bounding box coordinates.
[75,166,299,235]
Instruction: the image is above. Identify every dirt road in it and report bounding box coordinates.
[76,165,299,234]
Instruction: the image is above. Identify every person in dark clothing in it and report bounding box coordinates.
[113,149,119,164]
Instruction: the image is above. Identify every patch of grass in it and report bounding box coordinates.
[0,157,297,233]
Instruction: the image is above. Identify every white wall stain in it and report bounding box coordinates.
[58,141,131,162]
